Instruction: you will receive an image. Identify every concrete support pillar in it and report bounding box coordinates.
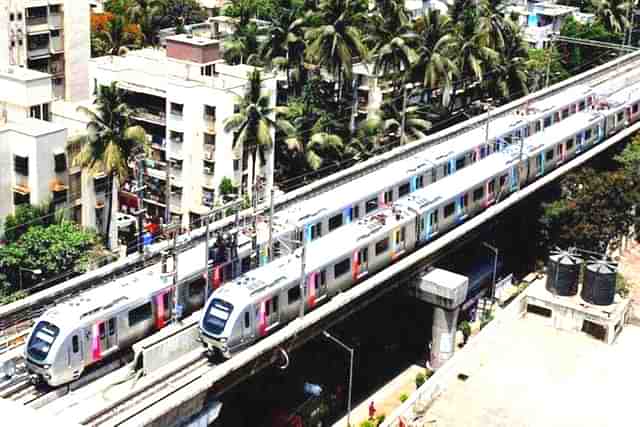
[430,305,460,369]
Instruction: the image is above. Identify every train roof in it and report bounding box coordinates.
[523,111,602,156]
[305,206,415,269]
[397,151,518,214]
[528,84,592,113]
[41,263,170,328]
[607,80,640,106]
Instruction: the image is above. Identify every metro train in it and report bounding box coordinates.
[24,76,640,386]
[199,87,640,357]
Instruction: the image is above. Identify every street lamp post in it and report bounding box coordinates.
[482,242,499,303]
[322,330,354,427]
[19,267,42,291]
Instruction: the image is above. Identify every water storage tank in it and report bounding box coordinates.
[546,250,582,296]
[581,261,617,305]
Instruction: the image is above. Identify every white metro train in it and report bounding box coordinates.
[25,76,640,386]
[199,87,640,357]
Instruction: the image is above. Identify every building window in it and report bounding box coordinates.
[204,132,215,146]
[29,105,41,120]
[14,155,29,175]
[54,153,66,172]
[10,13,14,21]
[170,102,183,117]
[52,189,67,205]
[94,176,108,193]
[170,130,183,143]
[14,192,30,206]
[233,159,240,171]
[204,105,216,121]
[17,12,22,20]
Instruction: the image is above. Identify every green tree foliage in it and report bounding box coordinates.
[2,202,58,244]
[592,0,631,34]
[559,16,621,74]
[0,222,103,294]
[526,47,570,91]
[540,167,640,252]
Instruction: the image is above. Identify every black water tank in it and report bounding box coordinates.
[546,251,582,296]
[581,261,617,305]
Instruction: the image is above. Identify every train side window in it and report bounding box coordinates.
[462,194,469,207]
[319,270,326,286]
[554,111,560,122]
[244,312,250,328]
[99,322,106,339]
[241,256,251,273]
[579,101,586,111]
[585,129,592,140]
[416,175,424,189]
[633,104,639,114]
[365,197,378,214]
[108,318,116,336]
[396,227,405,243]
[398,182,410,197]
[354,204,360,219]
[499,174,508,187]
[444,202,455,218]
[334,258,350,278]
[272,296,279,313]
[189,281,203,298]
[128,303,152,326]
[455,157,465,170]
[543,116,551,128]
[329,213,343,231]
[375,238,389,255]
[488,180,496,194]
[561,108,569,119]
[617,111,624,122]
[545,150,554,161]
[473,187,484,202]
[535,121,541,132]
[567,138,574,150]
[384,190,393,204]
[431,169,437,183]
[72,335,79,353]
[287,286,301,304]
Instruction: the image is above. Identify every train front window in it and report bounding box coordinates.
[203,299,233,335]
[27,321,60,362]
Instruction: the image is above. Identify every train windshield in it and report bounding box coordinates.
[203,299,234,335]
[27,321,60,362]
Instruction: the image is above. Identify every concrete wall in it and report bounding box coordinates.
[0,70,53,113]
[63,0,90,101]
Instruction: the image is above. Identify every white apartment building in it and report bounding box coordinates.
[90,35,277,229]
[0,66,116,244]
[0,0,90,101]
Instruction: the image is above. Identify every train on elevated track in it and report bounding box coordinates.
[24,74,640,386]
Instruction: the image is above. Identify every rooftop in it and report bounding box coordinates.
[166,34,220,46]
[0,66,51,82]
[2,118,66,137]
[424,313,640,426]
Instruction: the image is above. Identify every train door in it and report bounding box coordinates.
[265,296,279,328]
[241,308,255,342]
[426,210,439,239]
[352,247,369,280]
[485,179,496,206]
[415,214,424,245]
[556,143,565,164]
[343,206,353,225]
[535,153,544,176]
[69,333,83,378]
[97,319,117,354]
[392,227,406,260]
[154,291,171,330]
[510,165,520,192]
[597,123,604,142]
[455,194,468,223]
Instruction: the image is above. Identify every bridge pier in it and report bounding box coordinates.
[413,269,468,369]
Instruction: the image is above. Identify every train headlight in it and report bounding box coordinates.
[219,338,228,343]
[42,364,51,369]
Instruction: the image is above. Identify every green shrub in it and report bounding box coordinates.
[375,414,386,426]
[425,367,433,379]
[359,421,375,427]
[218,177,236,196]
[415,372,426,388]
[399,393,409,403]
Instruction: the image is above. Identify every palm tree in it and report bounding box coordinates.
[223,23,260,65]
[260,8,307,94]
[224,69,291,197]
[410,10,458,106]
[72,83,148,248]
[480,0,507,52]
[487,18,530,102]
[374,37,417,97]
[592,0,631,34]
[380,103,431,144]
[128,0,166,47]
[454,8,499,106]
[305,0,368,100]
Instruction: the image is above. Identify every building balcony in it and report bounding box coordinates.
[26,16,48,33]
[203,145,215,162]
[524,24,554,42]
[203,115,216,131]
[49,13,63,29]
[50,37,63,53]
[28,46,51,59]
[145,193,166,207]
[131,107,166,126]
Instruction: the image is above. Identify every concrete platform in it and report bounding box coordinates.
[0,397,83,427]
[527,278,630,344]
[408,312,640,427]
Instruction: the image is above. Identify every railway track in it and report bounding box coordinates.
[1,51,640,351]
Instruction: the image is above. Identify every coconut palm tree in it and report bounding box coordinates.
[454,8,499,106]
[410,10,458,106]
[380,103,431,144]
[224,69,292,197]
[128,0,166,47]
[72,82,149,248]
[487,18,530,102]
[592,0,631,34]
[480,0,507,52]
[305,0,368,100]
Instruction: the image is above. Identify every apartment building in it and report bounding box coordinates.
[90,35,277,229]
[0,0,90,101]
[0,66,116,245]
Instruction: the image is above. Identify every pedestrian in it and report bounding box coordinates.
[368,401,376,420]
